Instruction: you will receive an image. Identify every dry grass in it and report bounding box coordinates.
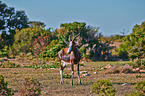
[0,60,145,96]
[106,64,133,74]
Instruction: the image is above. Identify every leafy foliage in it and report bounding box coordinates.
[0,1,29,48]
[126,80,145,96]
[91,79,116,96]
[0,61,20,68]
[0,51,7,57]
[39,22,112,61]
[29,36,51,57]
[24,62,59,69]
[117,21,145,59]
[62,74,72,79]
[131,58,145,69]
[38,39,64,59]
[9,26,51,57]
[0,75,13,96]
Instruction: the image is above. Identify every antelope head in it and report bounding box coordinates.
[67,31,81,54]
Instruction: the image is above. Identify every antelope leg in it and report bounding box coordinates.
[77,64,82,85]
[71,64,74,86]
[60,69,64,84]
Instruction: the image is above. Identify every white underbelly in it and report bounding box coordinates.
[61,60,71,67]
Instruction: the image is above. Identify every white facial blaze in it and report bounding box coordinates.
[67,42,73,54]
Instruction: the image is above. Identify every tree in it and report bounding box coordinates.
[39,21,112,61]
[28,21,45,28]
[0,1,29,49]
[9,26,51,57]
[118,21,145,59]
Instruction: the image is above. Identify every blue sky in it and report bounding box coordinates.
[2,0,145,36]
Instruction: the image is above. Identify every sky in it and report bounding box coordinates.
[2,0,145,36]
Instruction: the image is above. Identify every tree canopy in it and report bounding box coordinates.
[117,21,145,59]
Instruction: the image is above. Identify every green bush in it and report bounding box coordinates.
[0,51,7,58]
[9,26,51,56]
[0,75,13,96]
[79,63,84,66]
[136,73,142,78]
[126,80,145,96]
[91,79,116,96]
[0,61,21,68]
[63,74,72,79]
[38,40,64,59]
[117,21,145,59]
[24,62,59,69]
[135,80,145,94]
[20,77,42,96]
[131,58,145,69]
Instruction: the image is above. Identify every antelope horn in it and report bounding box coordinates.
[72,30,81,42]
[64,40,69,45]
[61,36,69,45]
[69,32,74,41]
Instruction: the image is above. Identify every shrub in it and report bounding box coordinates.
[135,80,145,94]
[131,58,145,69]
[63,74,72,79]
[38,40,64,59]
[117,21,145,60]
[0,61,21,68]
[0,51,7,57]
[20,77,42,96]
[91,79,116,96]
[126,80,145,96]
[9,26,51,56]
[79,63,84,66]
[0,75,13,96]
[24,62,59,69]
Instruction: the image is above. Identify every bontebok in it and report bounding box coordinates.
[58,31,82,86]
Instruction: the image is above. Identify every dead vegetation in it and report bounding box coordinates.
[106,64,133,74]
[0,60,145,96]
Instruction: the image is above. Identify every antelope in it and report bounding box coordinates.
[58,31,82,86]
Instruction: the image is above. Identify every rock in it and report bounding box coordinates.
[132,68,140,73]
[105,64,113,69]
[136,68,140,71]
[92,66,95,70]
[40,67,43,69]
[50,68,55,69]
[140,70,145,73]
[122,83,129,86]
[101,67,105,69]
[94,72,97,74]
[80,71,88,74]
[132,69,136,72]
[82,74,90,76]
[121,83,133,86]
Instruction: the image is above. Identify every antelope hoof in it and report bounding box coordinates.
[60,81,64,84]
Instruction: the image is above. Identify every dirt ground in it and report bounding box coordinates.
[0,59,145,96]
